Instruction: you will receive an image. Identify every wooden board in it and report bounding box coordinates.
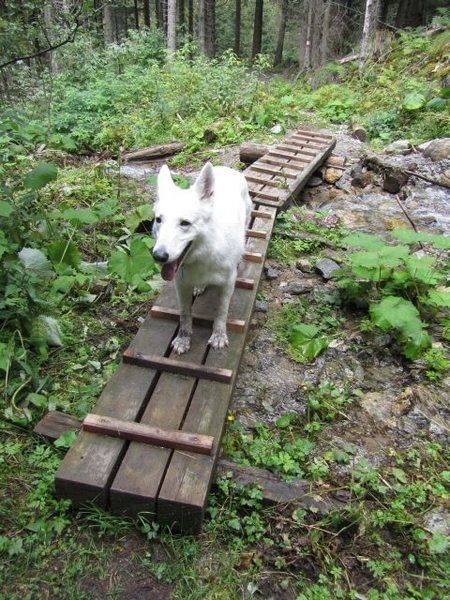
[245,130,336,208]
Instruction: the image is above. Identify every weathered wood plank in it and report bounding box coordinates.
[150,305,246,333]
[54,285,180,507]
[156,208,277,532]
[109,327,212,516]
[123,349,234,384]
[83,414,214,455]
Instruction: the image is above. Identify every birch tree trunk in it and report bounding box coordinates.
[359,0,378,75]
[167,0,177,56]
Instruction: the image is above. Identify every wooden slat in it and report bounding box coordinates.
[235,277,255,290]
[122,349,233,384]
[244,251,263,263]
[247,229,267,239]
[83,414,214,455]
[150,305,246,333]
[251,209,272,219]
[250,164,298,178]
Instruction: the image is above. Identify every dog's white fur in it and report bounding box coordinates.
[152,162,252,354]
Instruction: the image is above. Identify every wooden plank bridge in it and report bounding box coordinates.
[54,129,336,533]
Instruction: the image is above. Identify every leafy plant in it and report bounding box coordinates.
[335,231,450,359]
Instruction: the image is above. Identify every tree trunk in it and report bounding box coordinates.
[103,2,115,46]
[167,0,177,55]
[204,0,215,58]
[319,0,331,66]
[395,0,427,28]
[143,0,151,27]
[274,0,288,67]
[302,0,313,70]
[234,0,241,56]
[359,0,379,76]
[198,0,206,54]
[251,0,263,59]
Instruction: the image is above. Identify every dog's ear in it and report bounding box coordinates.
[157,164,175,191]
[193,162,215,202]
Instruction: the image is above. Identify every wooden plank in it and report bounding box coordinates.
[55,285,180,507]
[34,410,81,439]
[83,414,214,455]
[250,164,298,178]
[150,305,246,333]
[156,207,277,532]
[123,349,233,384]
[235,277,255,290]
[250,209,272,219]
[247,229,267,239]
[244,251,263,263]
[109,327,212,516]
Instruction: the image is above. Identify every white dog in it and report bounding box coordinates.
[152,162,252,355]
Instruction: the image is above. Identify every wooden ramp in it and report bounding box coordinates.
[245,129,336,208]
[54,130,336,533]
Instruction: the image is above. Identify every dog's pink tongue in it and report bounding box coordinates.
[161,261,178,281]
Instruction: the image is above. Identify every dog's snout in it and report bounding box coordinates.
[153,247,169,263]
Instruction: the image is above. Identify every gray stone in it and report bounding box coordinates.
[315,258,340,279]
[265,267,280,281]
[422,138,450,162]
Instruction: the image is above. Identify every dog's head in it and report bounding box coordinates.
[152,162,215,281]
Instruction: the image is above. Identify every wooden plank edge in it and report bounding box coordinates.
[150,305,246,333]
[123,349,233,384]
[83,413,214,455]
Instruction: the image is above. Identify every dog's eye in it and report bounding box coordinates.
[155,216,162,224]
[180,220,191,227]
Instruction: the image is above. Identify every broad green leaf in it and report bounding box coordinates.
[23,162,57,190]
[18,247,52,277]
[342,233,385,250]
[392,467,408,483]
[0,200,13,217]
[370,296,421,332]
[290,322,329,361]
[60,207,100,226]
[0,341,9,371]
[47,240,81,268]
[127,204,155,232]
[426,289,450,308]
[404,255,440,285]
[54,430,77,449]
[109,237,156,284]
[403,92,426,111]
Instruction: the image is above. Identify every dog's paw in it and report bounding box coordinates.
[171,334,191,355]
[208,330,229,350]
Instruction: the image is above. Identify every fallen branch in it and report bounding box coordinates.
[364,154,450,189]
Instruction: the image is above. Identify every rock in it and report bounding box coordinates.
[351,172,373,188]
[384,140,412,155]
[324,167,344,184]
[422,138,450,161]
[422,507,450,537]
[255,300,268,312]
[382,172,409,194]
[307,175,323,187]
[315,258,340,279]
[296,258,314,273]
[265,267,280,281]
[287,280,315,295]
[360,391,395,425]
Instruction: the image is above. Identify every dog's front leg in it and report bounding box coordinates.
[209,279,235,350]
[172,282,193,355]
